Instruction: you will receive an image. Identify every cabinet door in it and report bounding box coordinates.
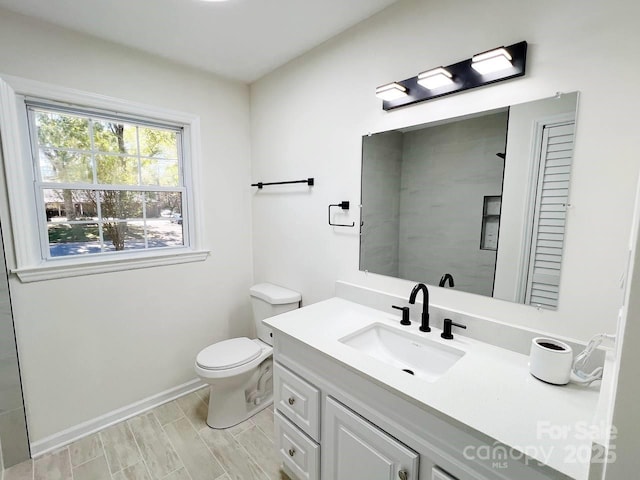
[324,397,419,480]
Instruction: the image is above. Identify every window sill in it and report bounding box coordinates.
[12,249,210,283]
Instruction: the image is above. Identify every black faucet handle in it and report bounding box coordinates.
[392,305,411,326]
[441,318,466,339]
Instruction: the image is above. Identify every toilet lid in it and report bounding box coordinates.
[196,337,262,370]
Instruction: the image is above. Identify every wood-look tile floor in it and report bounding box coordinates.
[4,388,285,480]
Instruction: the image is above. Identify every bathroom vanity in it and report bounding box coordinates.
[264,284,612,480]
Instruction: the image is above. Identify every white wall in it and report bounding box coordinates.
[250,0,640,342]
[0,9,254,442]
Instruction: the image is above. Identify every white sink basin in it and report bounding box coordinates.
[339,323,465,382]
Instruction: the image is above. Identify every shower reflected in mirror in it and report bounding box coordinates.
[360,92,578,310]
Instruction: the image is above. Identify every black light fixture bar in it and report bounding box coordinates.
[382,41,527,111]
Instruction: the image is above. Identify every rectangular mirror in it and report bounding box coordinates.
[360,92,578,309]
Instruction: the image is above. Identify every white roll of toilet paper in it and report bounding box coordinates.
[529,337,573,385]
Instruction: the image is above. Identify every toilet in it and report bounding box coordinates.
[194,283,301,429]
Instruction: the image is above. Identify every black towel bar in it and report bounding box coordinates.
[251,178,314,189]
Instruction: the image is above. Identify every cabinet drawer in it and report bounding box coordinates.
[274,362,320,441]
[275,410,320,480]
[432,467,458,480]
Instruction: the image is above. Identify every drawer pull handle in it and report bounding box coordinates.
[288,448,296,457]
[398,470,408,480]
[288,397,296,405]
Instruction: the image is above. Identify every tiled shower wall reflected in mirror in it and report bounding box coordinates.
[0,221,30,468]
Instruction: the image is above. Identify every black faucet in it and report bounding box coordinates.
[409,283,430,332]
[439,273,455,288]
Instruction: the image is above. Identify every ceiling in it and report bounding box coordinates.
[0,0,400,83]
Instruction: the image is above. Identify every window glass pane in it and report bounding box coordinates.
[139,127,178,159]
[99,190,143,221]
[140,159,159,185]
[100,192,142,251]
[34,110,90,150]
[46,187,100,257]
[146,192,184,247]
[48,223,102,257]
[93,121,138,155]
[102,221,142,251]
[96,155,139,185]
[146,220,183,248]
[146,191,182,218]
[39,149,93,183]
[141,159,179,187]
[44,189,97,221]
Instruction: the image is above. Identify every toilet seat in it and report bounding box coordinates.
[196,337,261,370]
[195,339,273,380]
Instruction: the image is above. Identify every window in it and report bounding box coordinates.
[0,75,208,282]
[28,104,187,258]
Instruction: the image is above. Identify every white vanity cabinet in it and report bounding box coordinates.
[274,359,423,480]
[271,331,570,480]
[324,396,419,480]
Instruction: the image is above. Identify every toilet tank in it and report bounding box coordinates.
[250,283,301,346]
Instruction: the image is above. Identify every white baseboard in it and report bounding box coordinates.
[30,378,206,458]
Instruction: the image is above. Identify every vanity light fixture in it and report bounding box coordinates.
[471,47,513,74]
[417,67,454,89]
[378,41,527,111]
[375,82,408,101]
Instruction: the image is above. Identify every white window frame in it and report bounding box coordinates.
[0,75,209,282]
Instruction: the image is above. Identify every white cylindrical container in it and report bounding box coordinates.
[529,337,573,385]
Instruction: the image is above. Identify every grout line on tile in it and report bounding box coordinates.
[233,436,271,480]
[194,387,208,403]
[67,447,75,480]
[174,398,208,441]
[125,420,155,480]
[70,451,105,469]
[173,395,233,480]
[159,417,182,429]
[254,422,272,441]
[159,465,192,480]
[230,418,255,437]
[194,427,230,479]
[96,431,114,478]
[157,420,192,480]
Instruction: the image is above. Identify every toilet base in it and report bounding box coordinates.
[207,393,273,429]
[204,357,274,429]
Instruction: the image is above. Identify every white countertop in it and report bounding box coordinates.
[265,297,606,480]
